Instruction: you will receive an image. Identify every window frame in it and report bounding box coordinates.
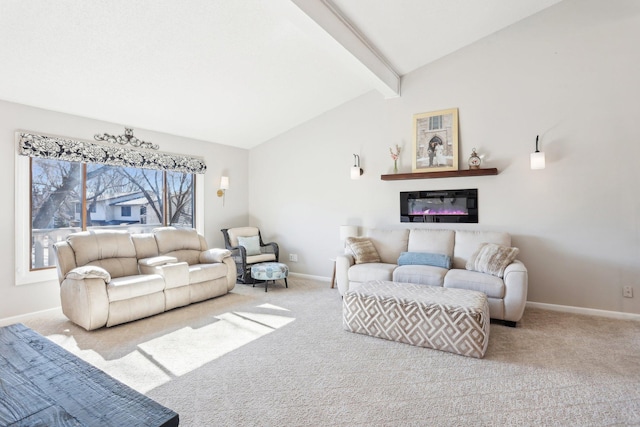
[15,155,204,286]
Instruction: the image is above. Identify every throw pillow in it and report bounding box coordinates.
[237,236,261,256]
[466,243,519,278]
[65,265,111,283]
[346,237,381,264]
[397,252,451,269]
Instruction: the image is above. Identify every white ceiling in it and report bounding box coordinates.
[0,0,561,149]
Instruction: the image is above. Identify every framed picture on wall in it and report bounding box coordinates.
[412,108,459,173]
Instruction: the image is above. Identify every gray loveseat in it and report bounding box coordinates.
[335,228,528,326]
[53,227,235,330]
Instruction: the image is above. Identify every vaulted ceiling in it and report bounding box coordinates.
[0,0,561,149]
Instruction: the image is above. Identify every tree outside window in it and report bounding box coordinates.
[30,158,195,270]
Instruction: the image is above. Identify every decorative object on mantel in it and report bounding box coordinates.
[389,144,401,173]
[412,108,459,173]
[380,168,498,181]
[468,148,481,169]
[530,135,545,170]
[94,127,159,150]
[351,154,364,179]
[17,132,206,174]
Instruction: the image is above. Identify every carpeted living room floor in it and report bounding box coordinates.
[18,277,640,426]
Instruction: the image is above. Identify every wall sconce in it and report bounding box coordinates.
[217,176,229,205]
[530,135,545,170]
[351,154,363,179]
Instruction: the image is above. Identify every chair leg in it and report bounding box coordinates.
[284,278,288,288]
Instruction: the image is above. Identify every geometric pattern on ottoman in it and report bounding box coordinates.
[250,262,289,292]
[343,280,490,358]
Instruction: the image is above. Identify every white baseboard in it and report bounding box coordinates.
[288,272,331,283]
[526,301,640,321]
[0,306,62,327]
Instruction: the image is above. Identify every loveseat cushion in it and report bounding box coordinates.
[407,229,454,257]
[444,269,505,299]
[393,265,447,287]
[452,230,511,269]
[366,229,409,264]
[348,263,396,283]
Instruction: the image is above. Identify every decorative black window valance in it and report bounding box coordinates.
[17,132,207,174]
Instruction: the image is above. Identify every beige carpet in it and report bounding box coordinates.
[19,277,640,426]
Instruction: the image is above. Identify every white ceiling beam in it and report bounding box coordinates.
[290,0,401,98]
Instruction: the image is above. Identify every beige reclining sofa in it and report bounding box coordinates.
[336,228,528,326]
[53,227,235,330]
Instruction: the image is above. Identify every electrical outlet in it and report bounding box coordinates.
[289,254,298,262]
[623,286,633,298]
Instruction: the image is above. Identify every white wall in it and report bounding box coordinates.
[250,0,640,315]
[0,100,249,319]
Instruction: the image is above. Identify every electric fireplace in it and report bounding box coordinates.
[400,189,478,223]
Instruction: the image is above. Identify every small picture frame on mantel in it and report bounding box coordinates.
[412,108,459,173]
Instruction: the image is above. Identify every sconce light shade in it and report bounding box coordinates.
[220,176,229,190]
[217,176,229,205]
[351,154,363,179]
[339,225,358,242]
[530,135,545,170]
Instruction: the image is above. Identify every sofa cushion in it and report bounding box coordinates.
[66,266,111,283]
[237,236,261,256]
[366,229,409,264]
[188,263,229,285]
[397,252,451,269]
[466,243,519,278]
[452,230,511,269]
[444,269,505,299]
[107,274,166,302]
[393,265,447,287]
[154,227,202,253]
[346,237,381,264]
[348,263,396,283]
[67,230,138,278]
[407,229,454,257]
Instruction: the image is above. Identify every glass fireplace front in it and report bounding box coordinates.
[400,189,478,223]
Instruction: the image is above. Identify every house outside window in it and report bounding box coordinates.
[121,206,132,217]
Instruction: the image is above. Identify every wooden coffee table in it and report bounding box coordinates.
[0,323,179,426]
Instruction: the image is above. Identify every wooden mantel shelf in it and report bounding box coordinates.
[381,168,498,181]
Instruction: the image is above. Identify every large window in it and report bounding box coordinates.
[30,158,195,270]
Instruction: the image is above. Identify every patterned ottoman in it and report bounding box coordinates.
[250,262,289,292]
[343,280,490,358]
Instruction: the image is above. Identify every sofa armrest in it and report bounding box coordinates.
[502,260,528,322]
[138,256,178,268]
[199,248,232,264]
[336,254,355,295]
[65,266,111,283]
[261,242,279,261]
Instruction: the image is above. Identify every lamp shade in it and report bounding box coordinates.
[530,152,545,170]
[350,167,361,180]
[339,225,358,241]
[220,176,229,189]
